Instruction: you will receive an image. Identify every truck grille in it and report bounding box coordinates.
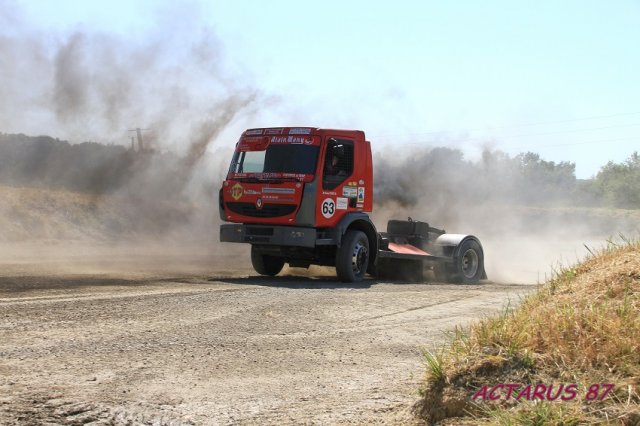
[226,202,297,218]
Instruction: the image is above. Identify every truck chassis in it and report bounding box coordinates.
[221,215,486,283]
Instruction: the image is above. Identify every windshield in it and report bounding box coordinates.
[229,144,319,177]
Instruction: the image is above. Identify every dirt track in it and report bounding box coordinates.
[0,243,531,424]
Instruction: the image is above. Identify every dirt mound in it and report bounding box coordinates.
[414,240,640,425]
[0,185,216,242]
[0,185,108,241]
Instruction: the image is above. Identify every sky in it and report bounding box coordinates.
[3,0,640,178]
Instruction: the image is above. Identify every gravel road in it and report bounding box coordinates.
[0,243,531,424]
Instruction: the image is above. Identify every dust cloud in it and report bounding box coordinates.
[2,4,637,281]
[0,3,261,149]
[0,2,259,264]
[370,147,640,284]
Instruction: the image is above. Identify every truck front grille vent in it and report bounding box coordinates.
[226,202,297,218]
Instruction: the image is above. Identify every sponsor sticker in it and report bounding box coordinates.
[262,187,295,194]
[245,129,263,136]
[265,128,284,135]
[270,136,313,144]
[357,187,365,202]
[321,198,335,219]
[289,127,312,135]
[343,186,357,197]
[336,197,348,210]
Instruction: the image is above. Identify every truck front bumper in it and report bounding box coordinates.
[220,224,318,248]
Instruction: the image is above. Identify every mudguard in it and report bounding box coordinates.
[333,213,379,273]
[334,212,376,241]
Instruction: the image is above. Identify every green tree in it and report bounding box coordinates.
[514,152,576,204]
[594,152,640,208]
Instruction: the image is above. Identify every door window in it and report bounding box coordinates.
[322,138,353,190]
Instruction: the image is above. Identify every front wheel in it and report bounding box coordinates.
[336,230,370,283]
[449,239,484,283]
[251,246,285,276]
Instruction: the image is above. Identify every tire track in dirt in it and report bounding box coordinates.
[0,285,244,306]
[361,293,482,321]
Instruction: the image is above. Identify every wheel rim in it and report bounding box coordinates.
[351,242,368,274]
[461,249,479,278]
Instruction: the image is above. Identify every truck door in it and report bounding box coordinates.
[316,137,356,227]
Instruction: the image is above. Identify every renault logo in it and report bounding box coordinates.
[256,198,263,209]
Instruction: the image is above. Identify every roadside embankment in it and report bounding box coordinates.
[415,239,640,424]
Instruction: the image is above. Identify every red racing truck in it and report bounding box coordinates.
[219,127,486,283]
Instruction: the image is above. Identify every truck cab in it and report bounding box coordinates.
[220,127,373,227]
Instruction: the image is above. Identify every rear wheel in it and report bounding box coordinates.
[251,246,285,276]
[336,230,369,283]
[448,239,484,283]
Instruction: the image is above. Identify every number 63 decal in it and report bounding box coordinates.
[321,198,335,219]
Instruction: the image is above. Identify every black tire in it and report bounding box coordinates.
[251,246,285,276]
[449,239,484,283]
[336,230,370,283]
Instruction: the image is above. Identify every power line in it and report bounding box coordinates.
[371,110,640,140]
[497,122,640,140]
[402,122,640,145]
[511,136,638,150]
[484,110,640,128]
[405,134,638,150]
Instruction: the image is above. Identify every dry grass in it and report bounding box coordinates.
[415,239,640,425]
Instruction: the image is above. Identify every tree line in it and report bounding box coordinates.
[0,133,189,198]
[374,146,639,209]
[1,133,638,209]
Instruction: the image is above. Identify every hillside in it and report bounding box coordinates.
[0,185,216,242]
[0,134,220,242]
[0,186,109,241]
[415,240,640,424]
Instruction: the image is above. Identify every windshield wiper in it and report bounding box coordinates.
[234,176,263,183]
[235,176,302,183]
[271,176,301,182]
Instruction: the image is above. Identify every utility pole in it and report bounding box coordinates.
[128,127,150,152]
